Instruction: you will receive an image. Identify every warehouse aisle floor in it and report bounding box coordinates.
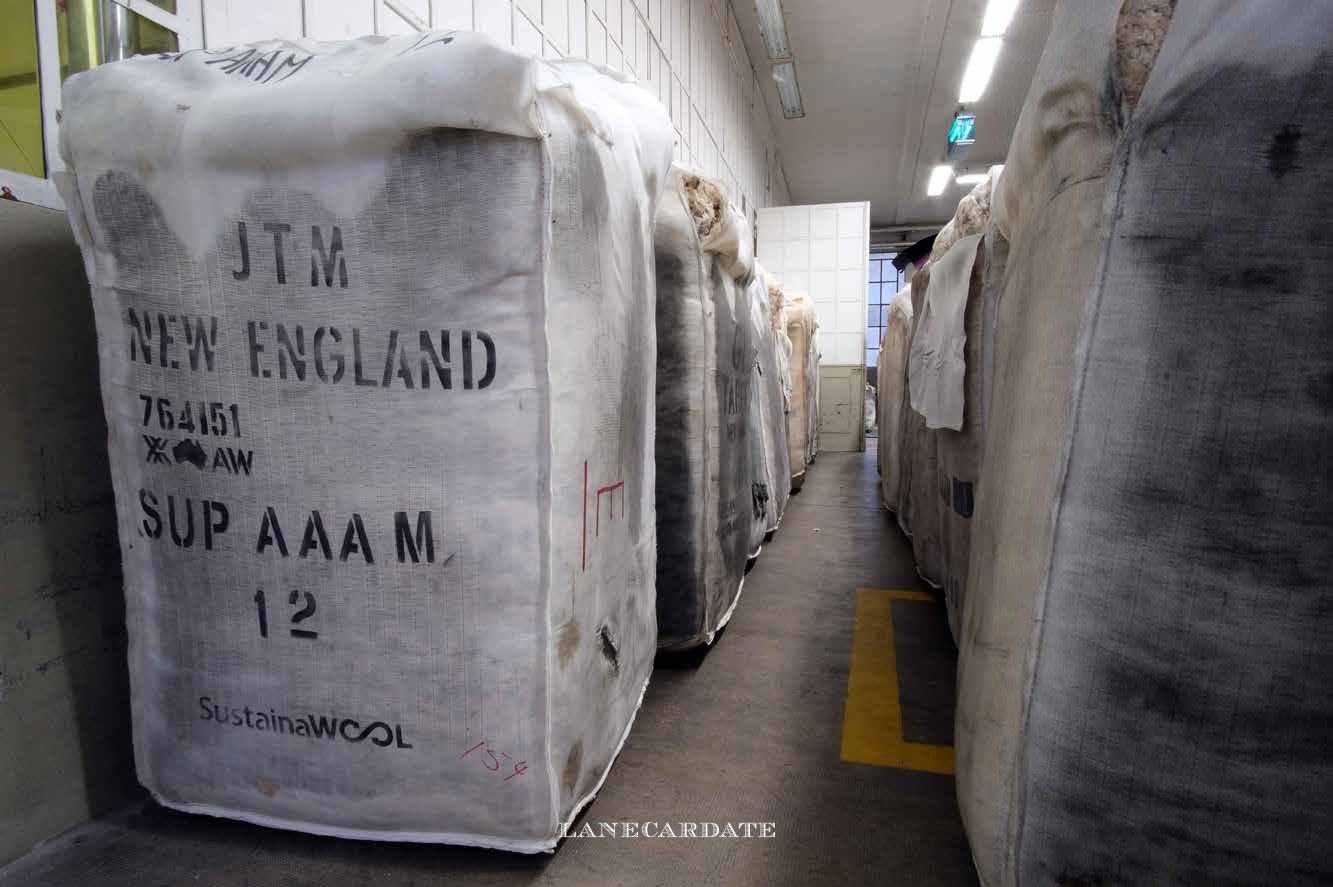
[0,450,974,887]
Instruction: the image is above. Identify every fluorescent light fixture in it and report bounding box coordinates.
[772,62,805,118]
[755,0,792,60]
[981,0,1020,36]
[927,165,954,196]
[959,37,1002,103]
[955,172,988,186]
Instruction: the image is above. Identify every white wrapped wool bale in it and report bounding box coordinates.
[784,292,815,491]
[749,263,792,535]
[57,33,672,852]
[955,0,1145,873]
[905,167,1000,641]
[653,169,757,650]
[897,268,943,586]
[960,1,1333,884]
[807,326,821,461]
[876,285,913,513]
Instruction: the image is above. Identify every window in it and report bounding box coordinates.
[0,0,198,209]
[867,251,905,374]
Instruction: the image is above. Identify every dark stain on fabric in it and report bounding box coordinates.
[1265,124,1302,178]
[597,625,619,673]
[562,740,582,795]
[556,620,581,670]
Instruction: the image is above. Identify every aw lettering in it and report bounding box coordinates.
[137,489,442,567]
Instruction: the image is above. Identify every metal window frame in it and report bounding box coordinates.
[2,0,203,211]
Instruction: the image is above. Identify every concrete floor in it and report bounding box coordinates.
[0,450,975,887]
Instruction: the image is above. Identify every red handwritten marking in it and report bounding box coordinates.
[460,740,528,783]
[595,481,625,536]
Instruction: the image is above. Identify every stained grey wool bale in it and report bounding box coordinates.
[957,0,1333,883]
[57,33,673,852]
[653,168,757,650]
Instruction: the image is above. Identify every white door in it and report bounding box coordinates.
[757,201,870,452]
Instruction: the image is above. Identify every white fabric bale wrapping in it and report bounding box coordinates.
[955,0,1133,876]
[784,292,815,490]
[897,268,942,586]
[970,1,1333,884]
[876,285,913,512]
[57,33,673,852]
[749,264,792,534]
[653,170,756,650]
[908,233,983,431]
[807,326,821,461]
[931,235,988,644]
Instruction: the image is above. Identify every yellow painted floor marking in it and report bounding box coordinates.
[840,588,955,775]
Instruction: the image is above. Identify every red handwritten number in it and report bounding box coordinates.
[459,740,527,782]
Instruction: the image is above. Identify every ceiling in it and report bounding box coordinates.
[733,0,1055,230]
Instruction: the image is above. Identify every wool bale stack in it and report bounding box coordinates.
[58,33,673,852]
[653,168,758,650]
[875,284,914,513]
[750,263,793,537]
[956,0,1333,883]
[783,292,817,492]
[904,171,999,639]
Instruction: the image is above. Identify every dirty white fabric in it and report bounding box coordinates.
[58,33,673,853]
[806,327,820,460]
[908,233,983,430]
[954,0,1132,876]
[784,293,815,488]
[750,266,792,533]
[876,285,913,512]
[959,2,1333,885]
[932,236,988,644]
[897,271,943,586]
[863,384,876,434]
[653,168,756,651]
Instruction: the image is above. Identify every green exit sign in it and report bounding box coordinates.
[948,113,976,147]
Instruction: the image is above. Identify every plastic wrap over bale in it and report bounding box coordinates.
[750,263,792,535]
[958,0,1333,883]
[784,292,815,490]
[57,33,673,852]
[653,169,756,650]
[876,285,913,512]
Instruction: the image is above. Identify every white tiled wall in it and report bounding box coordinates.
[756,202,870,367]
[201,0,791,214]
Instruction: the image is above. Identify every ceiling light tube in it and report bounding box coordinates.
[959,37,1002,104]
[755,0,792,60]
[772,61,805,118]
[955,172,988,185]
[981,0,1020,36]
[928,165,954,196]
